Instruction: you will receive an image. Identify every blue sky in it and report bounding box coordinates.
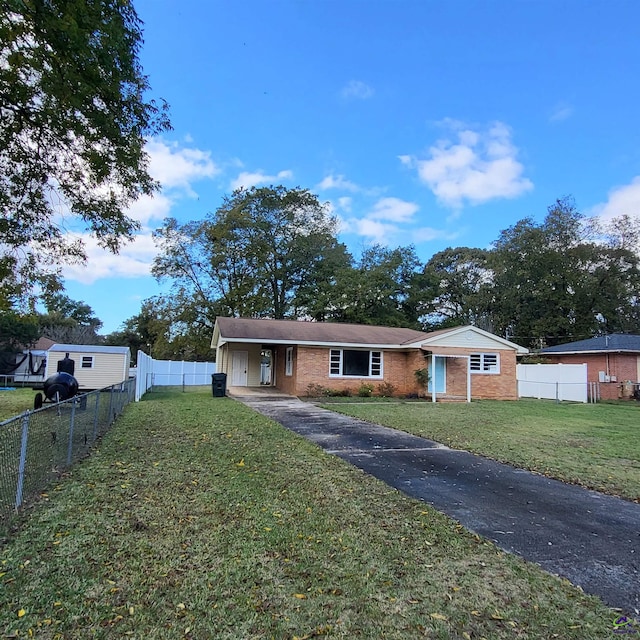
[63,0,640,333]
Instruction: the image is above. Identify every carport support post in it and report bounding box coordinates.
[431,355,437,403]
[466,355,471,403]
[15,412,30,510]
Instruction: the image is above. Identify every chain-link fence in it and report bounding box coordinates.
[0,379,135,531]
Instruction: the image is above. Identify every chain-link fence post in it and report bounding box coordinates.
[108,385,115,425]
[93,392,100,440]
[15,412,30,510]
[66,401,77,466]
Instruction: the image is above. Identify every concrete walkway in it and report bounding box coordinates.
[235,395,640,616]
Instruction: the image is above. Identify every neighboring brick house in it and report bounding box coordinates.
[211,317,528,401]
[539,334,640,401]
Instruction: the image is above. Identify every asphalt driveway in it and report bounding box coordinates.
[237,395,640,616]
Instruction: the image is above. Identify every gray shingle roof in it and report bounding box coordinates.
[540,334,640,354]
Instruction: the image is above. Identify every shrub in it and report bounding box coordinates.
[306,383,326,397]
[323,387,348,397]
[376,381,396,397]
[358,383,375,397]
[414,367,430,397]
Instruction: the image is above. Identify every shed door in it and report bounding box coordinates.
[428,357,446,393]
[231,351,248,386]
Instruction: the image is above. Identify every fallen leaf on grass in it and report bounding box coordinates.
[17,609,26,618]
[293,593,307,599]
[430,613,447,621]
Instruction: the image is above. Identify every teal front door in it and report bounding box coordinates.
[427,357,446,393]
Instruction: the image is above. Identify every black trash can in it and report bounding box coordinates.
[212,373,227,397]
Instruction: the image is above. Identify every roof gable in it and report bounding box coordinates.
[419,325,529,353]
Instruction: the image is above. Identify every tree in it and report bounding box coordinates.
[319,245,422,327]
[0,0,171,306]
[0,310,39,353]
[416,247,493,331]
[152,185,348,321]
[490,197,640,347]
[105,296,218,361]
[38,293,103,344]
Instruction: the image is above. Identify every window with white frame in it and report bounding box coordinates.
[81,355,94,369]
[469,353,499,373]
[285,347,293,376]
[329,349,383,378]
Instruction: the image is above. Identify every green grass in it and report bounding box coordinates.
[0,389,36,421]
[321,398,640,501]
[0,391,618,639]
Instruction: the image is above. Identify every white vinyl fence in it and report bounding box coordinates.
[517,363,588,403]
[134,351,216,401]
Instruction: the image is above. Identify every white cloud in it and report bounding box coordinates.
[126,192,173,225]
[403,120,533,208]
[146,138,219,194]
[337,196,352,212]
[342,197,431,244]
[591,176,640,222]
[317,174,360,192]
[368,197,419,223]
[341,80,374,100]
[230,169,293,191]
[62,137,220,284]
[63,232,159,284]
[549,102,574,123]
[353,218,399,244]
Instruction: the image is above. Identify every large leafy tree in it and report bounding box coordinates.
[490,197,640,347]
[318,245,422,328]
[0,0,171,306]
[152,186,349,321]
[417,247,493,331]
[104,296,217,362]
[0,310,39,353]
[37,292,103,344]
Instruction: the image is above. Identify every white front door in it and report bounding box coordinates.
[231,351,248,386]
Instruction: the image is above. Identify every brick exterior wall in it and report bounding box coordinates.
[287,347,426,397]
[426,347,519,400]
[543,353,640,400]
[271,345,519,400]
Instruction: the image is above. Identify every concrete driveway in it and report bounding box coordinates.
[235,394,640,616]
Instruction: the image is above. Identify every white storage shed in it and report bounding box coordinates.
[45,344,131,390]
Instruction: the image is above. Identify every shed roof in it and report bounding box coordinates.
[540,334,640,354]
[49,344,131,355]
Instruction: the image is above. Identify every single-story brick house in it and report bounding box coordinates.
[539,334,640,401]
[211,317,528,401]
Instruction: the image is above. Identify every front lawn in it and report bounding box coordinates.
[321,398,640,501]
[0,392,615,639]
